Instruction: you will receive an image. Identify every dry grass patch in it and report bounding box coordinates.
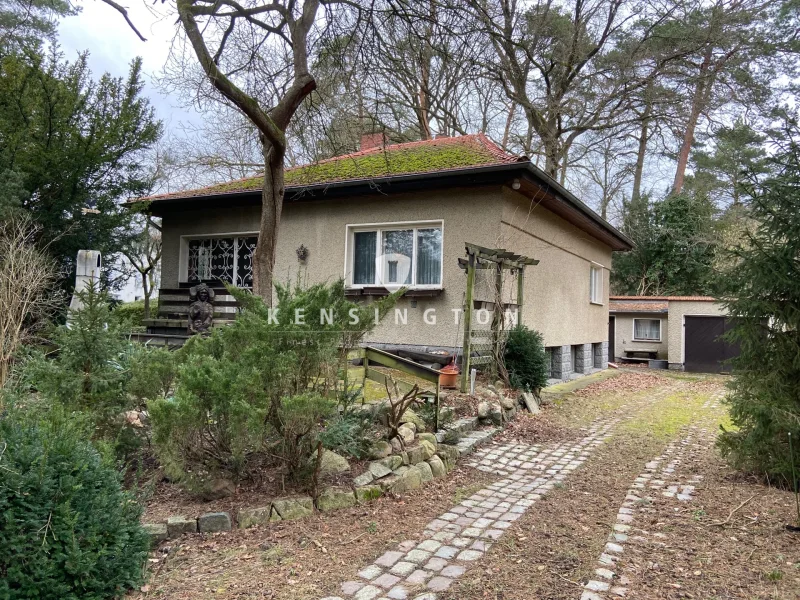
[132,466,499,599]
[439,434,666,600]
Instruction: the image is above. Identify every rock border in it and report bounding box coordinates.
[142,388,535,547]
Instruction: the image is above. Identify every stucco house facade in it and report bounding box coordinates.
[609,296,737,372]
[138,134,632,379]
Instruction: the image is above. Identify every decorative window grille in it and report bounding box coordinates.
[187,236,258,287]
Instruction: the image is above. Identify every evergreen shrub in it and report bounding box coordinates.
[503,325,549,392]
[0,410,148,599]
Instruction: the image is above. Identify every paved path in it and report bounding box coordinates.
[321,383,700,600]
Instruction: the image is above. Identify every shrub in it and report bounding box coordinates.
[114,299,157,330]
[272,392,337,477]
[416,400,454,432]
[149,280,399,492]
[0,409,149,599]
[318,411,378,460]
[503,325,548,392]
[23,281,141,458]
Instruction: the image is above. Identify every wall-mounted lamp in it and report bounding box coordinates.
[296,244,309,263]
[511,179,521,190]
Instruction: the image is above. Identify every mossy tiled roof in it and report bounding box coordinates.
[142,133,523,202]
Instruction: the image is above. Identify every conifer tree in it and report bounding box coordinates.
[719,121,800,484]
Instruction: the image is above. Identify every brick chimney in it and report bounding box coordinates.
[360,132,386,151]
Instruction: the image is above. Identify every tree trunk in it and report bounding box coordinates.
[142,271,150,319]
[673,46,713,195]
[252,141,285,304]
[632,94,652,203]
[543,140,559,178]
[502,102,516,148]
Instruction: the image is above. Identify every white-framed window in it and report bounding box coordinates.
[589,264,603,304]
[633,318,662,342]
[180,232,258,288]
[346,221,443,288]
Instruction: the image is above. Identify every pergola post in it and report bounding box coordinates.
[460,250,476,393]
[459,244,538,394]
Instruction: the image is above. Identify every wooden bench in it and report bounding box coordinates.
[621,349,658,363]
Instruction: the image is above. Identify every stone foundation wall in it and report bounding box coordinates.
[550,345,572,379]
[574,343,594,374]
[593,341,608,369]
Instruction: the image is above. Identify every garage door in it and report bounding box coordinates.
[684,316,740,373]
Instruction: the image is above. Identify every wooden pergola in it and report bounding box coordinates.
[458,244,539,392]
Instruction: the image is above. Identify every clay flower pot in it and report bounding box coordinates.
[438,362,460,389]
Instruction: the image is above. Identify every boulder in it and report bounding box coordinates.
[399,409,426,432]
[315,449,351,476]
[378,455,404,471]
[353,471,375,487]
[237,506,272,529]
[477,401,491,419]
[428,455,447,478]
[368,460,393,479]
[403,420,417,433]
[499,394,516,411]
[390,437,404,454]
[317,486,356,512]
[437,444,460,472]
[397,425,415,445]
[369,440,393,459]
[489,403,503,425]
[377,474,399,490]
[406,440,437,465]
[143,523,168,546]
[415,461,434,483]
[197,512,232,533]
[417,432,438,447]
[419,440,437,461]
[355,485,383,502]
[271,496,314,521]
[201,478,236,500]
[391,466,423,493]
[166,515,197,537]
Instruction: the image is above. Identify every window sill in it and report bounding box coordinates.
[632,338,661,343]
[590,301,604,306]
[345,287,444,298]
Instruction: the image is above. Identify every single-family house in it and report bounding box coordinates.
[609,296,739,372]
[136,133,633,380]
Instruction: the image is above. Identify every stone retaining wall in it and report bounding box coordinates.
[142,388,532,547]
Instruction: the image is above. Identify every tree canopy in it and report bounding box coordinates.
[0,47,161,288]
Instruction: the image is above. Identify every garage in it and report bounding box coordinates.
[684,316,740,373]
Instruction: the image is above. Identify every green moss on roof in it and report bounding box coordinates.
[285,143,499,186]
[142,134,519,201]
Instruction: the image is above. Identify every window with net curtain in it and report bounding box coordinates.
[633,318,661,341]
[351,225,442,287]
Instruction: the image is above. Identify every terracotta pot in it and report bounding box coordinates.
[438,363,460,389]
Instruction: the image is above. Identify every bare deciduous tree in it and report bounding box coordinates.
[163,0,359,301]
[121,217,162,320]
[0,217,61,389]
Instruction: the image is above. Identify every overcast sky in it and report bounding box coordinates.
[58,0,197,133]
